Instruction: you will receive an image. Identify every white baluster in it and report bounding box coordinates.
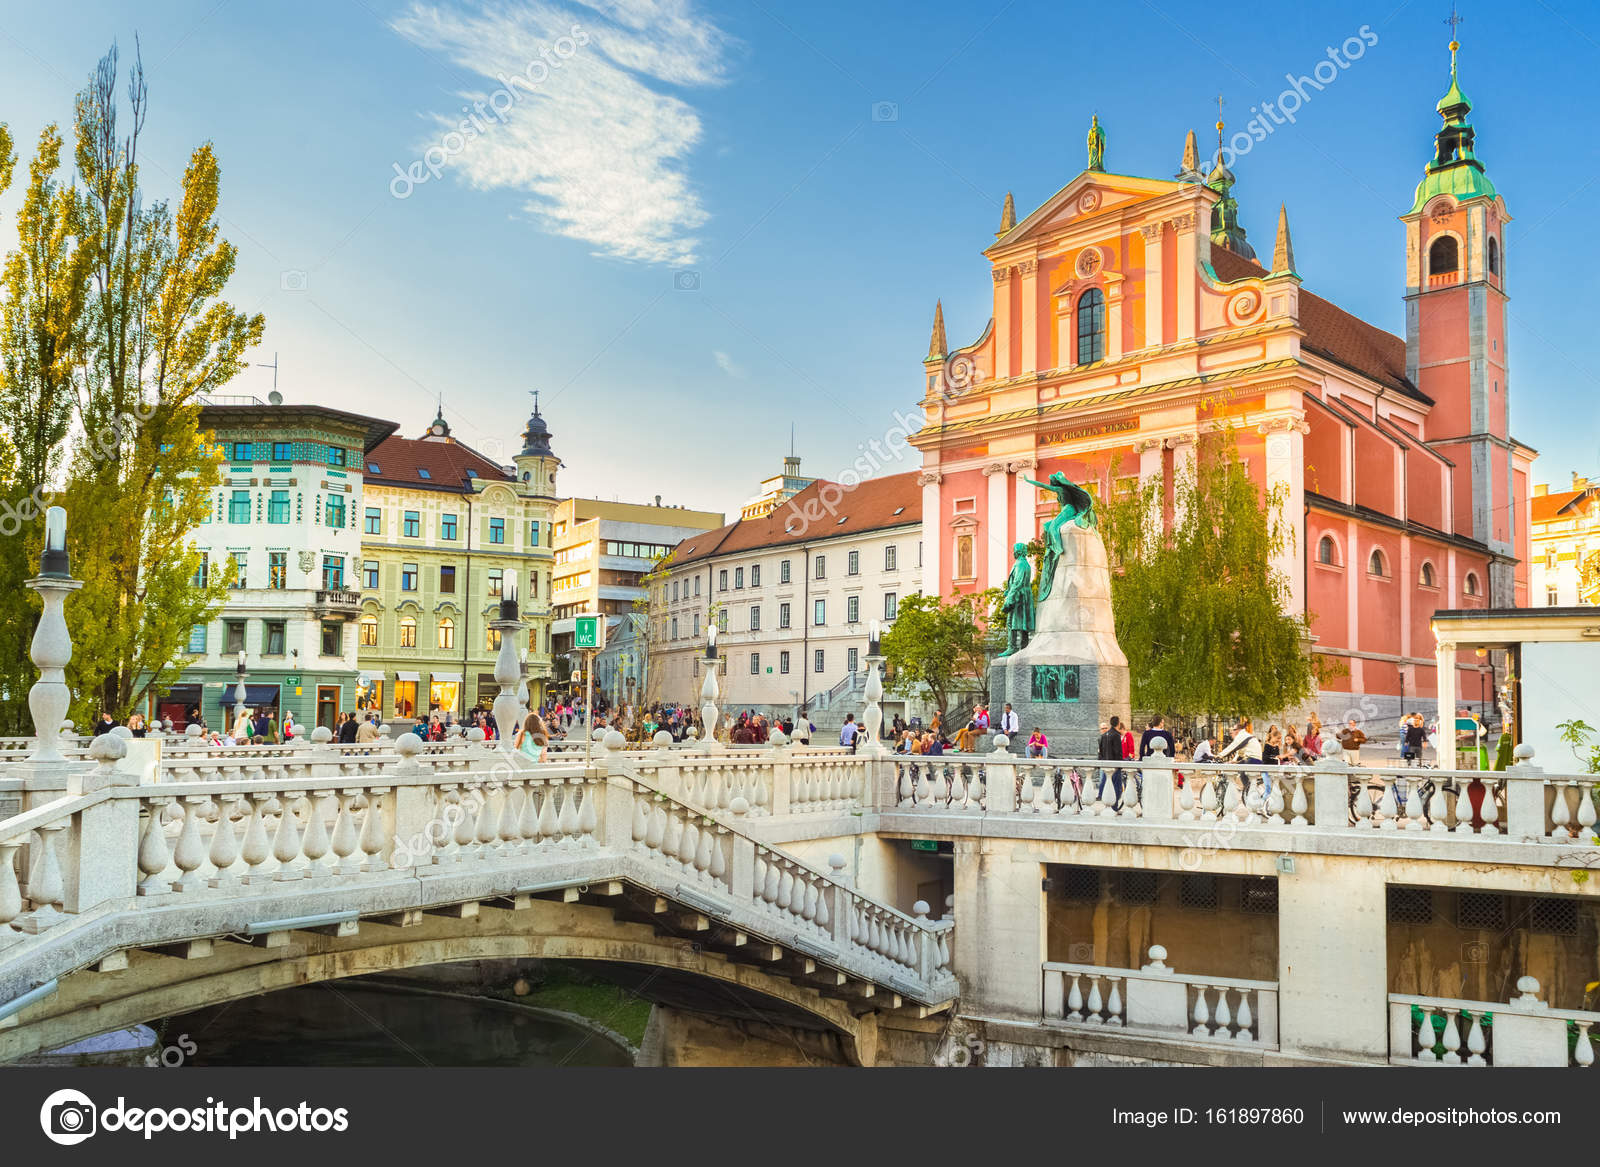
[137,798,175,896]
[1465,1011,1487,1066]
[1290,773,1309,826]
[1235,991,1254,1042]
[1415,1005,1438,1060]
[1439,1008,1462,1063]
[0,841,24,945]
[300,793,333,879]
[240,792,273,883]
[170,796,209,892]
[330,791,361,874]
[21,822,67,929]
[1199,773,1219,821]
[1551,782,1573,841]
[1066,973,1084,1021]
[1105,976,1124,1026]
[1191,985,1212,1037]
[1404,776,1427,831]
[1085,976,1105,1024]
[577,780,598,845]
[1428,781,1450,834]
[359,788,390,871]
[1177,772,1197,820]
[272,792,306,880]
[1574,1022,1595,1068]
[1214,988,1233,1037]
[1377,777,1399,830]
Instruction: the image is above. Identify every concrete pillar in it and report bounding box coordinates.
[1276,855,1389,1062]
[953,838,1044,1018]
[1435,637,1458,770]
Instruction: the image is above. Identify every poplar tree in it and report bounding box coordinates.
[1097,426,1313,727]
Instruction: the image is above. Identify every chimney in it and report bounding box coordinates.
[1534,483,1549,497]
[1574,473,1590,492]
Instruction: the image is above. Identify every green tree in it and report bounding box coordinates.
[1097,426,1313,727]
[880,588,1002,718]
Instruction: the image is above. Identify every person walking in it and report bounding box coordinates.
[1098,717,1126,802]
[839,714,859,749]
[1139,715,1175,759]
[1337,718,1367,765]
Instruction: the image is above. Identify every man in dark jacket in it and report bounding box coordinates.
[1098,716,1126,803]
[338,713,359,744]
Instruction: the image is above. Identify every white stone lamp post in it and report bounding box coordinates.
[27,506,84,765]
[862,619,886,754]
[491,580,523,752]
[232,650,249,733]
[701,625,722,751]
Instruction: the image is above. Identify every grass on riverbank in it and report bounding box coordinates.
[516,978,652,1048]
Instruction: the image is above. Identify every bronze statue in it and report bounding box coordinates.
[1022,472,1096,603]
[1087,114,1106,172]
[996,542,1035,657]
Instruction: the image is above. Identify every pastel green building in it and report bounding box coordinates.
[356,402,559,724]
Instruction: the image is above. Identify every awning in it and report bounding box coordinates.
[218,684,281,708]
[429,672,462,683]
[395,671,421,683]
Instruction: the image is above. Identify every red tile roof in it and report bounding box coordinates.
[1532,488,1595,523]
[1209,248,1424,403]
[669,471,922,567]
[363,434,512,491]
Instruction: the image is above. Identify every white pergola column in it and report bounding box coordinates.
[1435,637,1458,769]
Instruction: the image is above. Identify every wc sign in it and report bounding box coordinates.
[574,614,605,650]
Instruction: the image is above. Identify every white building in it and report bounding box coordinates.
[654,471,922,723]
[1531,475,1600,607]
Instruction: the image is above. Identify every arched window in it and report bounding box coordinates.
[1317,535,1338,566]
[1487,236,1499,276]
[1464,571,1480,596]
[1368,548,1387,577]
[1419,561,1436,588]
[1076,288,1105,365]
[1429,235,1458,275]
[399,616,417,648]
[437,617,455,650]
[359,615,378,646]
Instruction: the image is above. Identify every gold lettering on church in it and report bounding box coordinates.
[1038,418,1139,446]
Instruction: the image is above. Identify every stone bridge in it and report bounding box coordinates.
[0,734,955,1066]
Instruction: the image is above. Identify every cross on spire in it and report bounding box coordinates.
[1215,93,1225,145]
[529,388,540,415]
[1445,4,1464,62]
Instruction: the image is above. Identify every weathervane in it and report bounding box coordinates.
[1445,4,1464,59]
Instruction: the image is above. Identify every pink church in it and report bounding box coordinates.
[909,44,1531,721]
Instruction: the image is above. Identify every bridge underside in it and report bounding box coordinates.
[0,884,941,1066]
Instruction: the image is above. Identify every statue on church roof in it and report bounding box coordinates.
[1086,115,1106,172]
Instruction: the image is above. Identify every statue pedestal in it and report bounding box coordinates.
[989,525,1129,757]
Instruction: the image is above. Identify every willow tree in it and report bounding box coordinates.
[1097,426,1313,726]
[54,43,260,722]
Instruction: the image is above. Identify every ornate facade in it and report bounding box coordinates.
[910,42,1532,720]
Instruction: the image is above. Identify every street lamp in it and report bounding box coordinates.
[232,649,249,734]
[490,579,522,751]
[26,506,83,764]
[701,624,721,749]
[862,619,885,752]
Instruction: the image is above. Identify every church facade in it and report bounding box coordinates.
[909,44,1532,721]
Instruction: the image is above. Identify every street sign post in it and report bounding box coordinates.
[574,614,605,651]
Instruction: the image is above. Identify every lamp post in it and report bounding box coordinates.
[232,650,248,736]
[26,507,83,765]
[862,618,885,753]
[701,625,722,750]
[491,579,523,752]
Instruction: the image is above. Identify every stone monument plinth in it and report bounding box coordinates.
[988,524,1129,756]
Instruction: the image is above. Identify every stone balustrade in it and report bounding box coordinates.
[1042,946,1280,1047]
[1389,978,1600,1067]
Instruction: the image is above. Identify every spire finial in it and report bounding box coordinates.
[1272,203,1297,276]
[1214,94,1225,151]
[529,388,540,417]
[927,300,948,361]
[1445,4,1464,66]
[997,191,1016,236]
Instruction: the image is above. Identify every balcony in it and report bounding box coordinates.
[315,588,362,619]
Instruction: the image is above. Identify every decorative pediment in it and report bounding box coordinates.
[989,172,1178,257]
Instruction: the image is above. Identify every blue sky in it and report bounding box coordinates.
[0,0,1593,514]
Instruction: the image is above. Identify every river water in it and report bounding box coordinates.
[155,984,633,1067]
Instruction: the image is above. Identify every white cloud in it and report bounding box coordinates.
[713,349,744,378]
[391,0,731,265]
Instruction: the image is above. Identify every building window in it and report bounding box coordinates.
[359,616,378,646]
[814,598,826,626]
[322,555,345,590]
[529,520,541,546]
[488,569,503,598]
[1464,571,1480,596]
[735,567,744,589]
[1419,561,1437,588]
[271,441,291,461]
[364,507,382,534]
[815,555,826,579]
[268,490,290,524]
[847,646,859,673]
[230,553,247,588]
[321,621,343,656]
[437,617,455,650]
[489,518,505,544]
[1488,236,1500,276]
[399,616,417,648]
[847,595,860,623]
[694,575,702,597]
[671,617,679,640]
[394,680,417,719]
[780,559,791,584]
[326,445,347,467]
[401,563,418,591]
[228,490,251,523]
[847,549,860,576]
[440,514,457,541]
[750,652,760,675]
[224,621,245,654]
[264,621,286,657]
[486,627,501,651]
[403,511,420,538]
[187,623,208,654]
[814,649,825,673]
[718,609,729,634]
[440,565,456,594]
[779,602,791,629]
[719,569,728,591]
[955,533,975,580]
[1076,288,1105,364]
[884,592,898,620]
[193,553,209,589]
[750,564,761,587]
[885,545,897,571]
[1368,549,1386,577]
[1547,586,1560,606]
[750,606,761,631]
[780,650,790,674]
[1317,535,1338,566]
[325,494,345,528]
[364,562,379,589]
[268,552,287,589]
[1429,234,1459,275]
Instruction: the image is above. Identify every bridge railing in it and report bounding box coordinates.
[1389,979,1600,1067]
[619,748,866,818]
[884,746,1600,849]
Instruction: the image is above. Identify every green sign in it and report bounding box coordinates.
[574,615,601,649]
[283,674,301,687]
[909,839,939,852]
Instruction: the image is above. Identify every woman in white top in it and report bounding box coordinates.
[1215,717,1265,801]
